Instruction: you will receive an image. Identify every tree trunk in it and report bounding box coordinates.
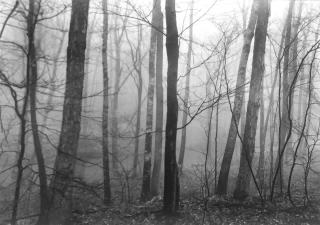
[239,0,249,153]
[163,0,180,214]
[111,39,120,170]
[298,30,308,153]
[275,0,295,196]
[233,0,270,201]
[102,0,111,205]
[27,1,49,223]
[216,0,258,196]
[178,0,194,172]
[206,73,213,162]
[140,0,157,202]
[47,1,89,224]
[257,75,265,187]
[132,23,143,177]
[9,81,29,225]
[286,0,302,161]
[151,0,164,197]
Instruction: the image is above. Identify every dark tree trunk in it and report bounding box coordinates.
[233,0,270,201]
[10,85,29,225]
[151,0,164,197]
[140,0,157,202]
[216,0,258,196]
[178,0,194,172]
[102,0,111,205]
[47,1,89,224]
[27,1,49,223]
[163,0,180,214]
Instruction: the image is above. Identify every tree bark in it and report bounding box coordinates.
[27,1,49,223]
[151,0,164,197]
[216,0,258,195]
[47,0,89,224]
[163,0,180,214]
[233,0,270,201]
[178,0,194,172]
[140,0,157,202]
[102,0,111,205]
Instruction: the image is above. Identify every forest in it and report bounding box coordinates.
[0,0,320,224]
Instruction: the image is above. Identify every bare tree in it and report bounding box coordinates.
[141,0,157,202]
[274,0,295,195]
[163,0,180,214]
[151,0,164,197]
[233,0,270,201]
[102,0,111,205]
[27,1,49,223]
[47,0,89,224]
[178,0,194,173]
[216,0,258,196]
[130,23,143,178]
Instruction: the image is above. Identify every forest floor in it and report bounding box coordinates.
[1,170,320,225]
[73,170,320,225]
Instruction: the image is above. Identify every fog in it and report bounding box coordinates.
[1,0,320,223]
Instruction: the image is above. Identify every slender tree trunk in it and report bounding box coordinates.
[286,0,302,160]
[102,0,111,205]
[178,0,194,172]
[10,81,29,225]
[214,94,219,190]
[257,75,265,187]
[111,40,120,170]
[151,0,164,197]
[132,23,143,177]
[216,0,258,195]
[275,0,295,195]
[298,30,308,153]
[233,0,270,201]
[47,1,89,224]
[163,0,180,214]
[239,0,249,150]
[140,0,157,202]
[269,99,276,193]
[206,73,213,162]
[11,116,28,225]
[27,1,49,223]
